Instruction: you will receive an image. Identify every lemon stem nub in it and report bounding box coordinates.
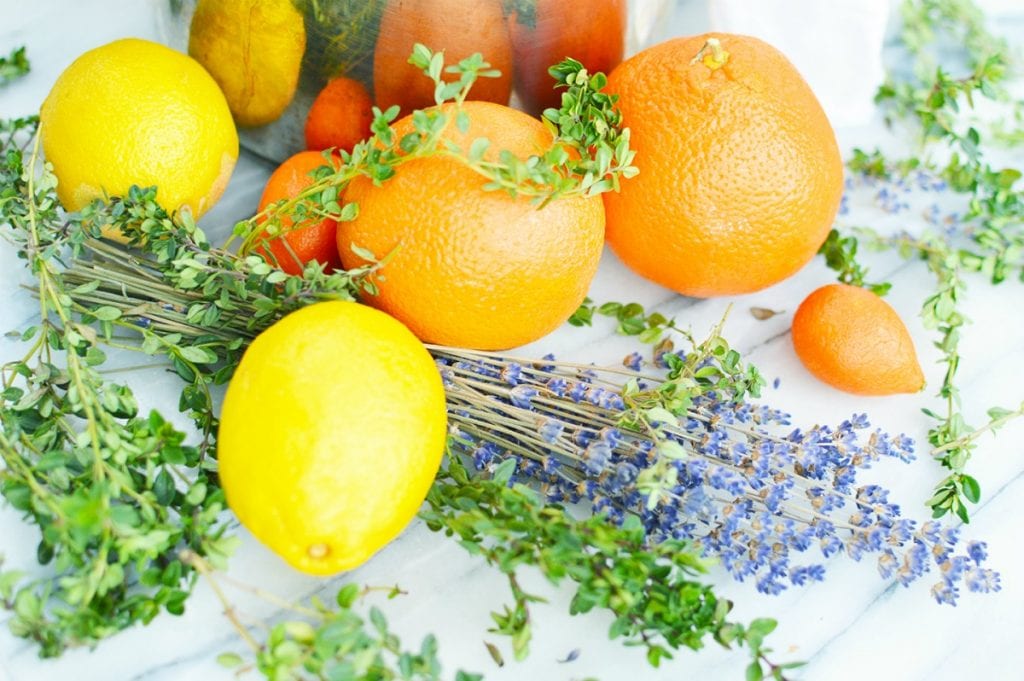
[307,543,330,560]
[690,38,730,70]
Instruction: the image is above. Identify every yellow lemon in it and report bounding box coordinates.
[188,0,306,127]
[40,38,238,225]
[217,301,447,575]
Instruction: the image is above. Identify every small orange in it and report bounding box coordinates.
[338,101,604,350]
[305,77,375,153]
[603,33,844,297]
[373,0,514,115]
[791,284,925,396]
[507,0,627,116]
[255,151,343,275]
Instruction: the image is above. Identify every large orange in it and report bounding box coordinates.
[603,33,844,297]
[373,0,513,116]
[338,101,604,350]
[792,284,925,396]
[508,0,627,116]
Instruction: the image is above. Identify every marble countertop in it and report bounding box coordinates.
[2,1,1023,680]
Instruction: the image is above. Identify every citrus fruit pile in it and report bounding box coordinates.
[37,20,926,576]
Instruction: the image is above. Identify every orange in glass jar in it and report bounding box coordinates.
[305,77,375,154]
[373,0,514,115]
[507,0,627,116]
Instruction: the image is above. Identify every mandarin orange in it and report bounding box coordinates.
[337,101,604,350]
[792,284,925,396]
[603,33,844,297]
[256,151,343,275]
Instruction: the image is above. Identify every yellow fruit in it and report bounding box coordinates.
[189,0,306,127]
[217,301,447,575]
[40,38,237,226]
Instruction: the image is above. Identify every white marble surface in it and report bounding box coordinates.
[2,1,1024,680]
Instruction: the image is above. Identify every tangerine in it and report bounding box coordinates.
[255,151,343,275]
[337,101,604,350]
[373,0,513,115]
[603,34,844,297]
[508,0,627,116]
[305,77,375,153]
[791,283,925,396]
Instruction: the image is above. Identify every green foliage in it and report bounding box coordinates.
[251,597,477,681]
[0,46,29,85]
[570,298,683,344]
[423,458,792,679]
[823,0,1023,520]
[0,132,236,656]
[182,553,480,681]
[818,229,893,295]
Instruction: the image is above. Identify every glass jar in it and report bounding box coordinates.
[156,0,670,163]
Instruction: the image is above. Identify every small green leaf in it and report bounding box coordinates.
[92,306,122,321]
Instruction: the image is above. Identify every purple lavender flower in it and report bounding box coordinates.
[438,347,999,607]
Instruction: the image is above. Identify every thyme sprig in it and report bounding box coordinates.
[0,45,29,85]
[820,0,1023,521]
[0,136,238,657]
[424,457,794,679]
[182,551,481,681]
[234,44,636,267]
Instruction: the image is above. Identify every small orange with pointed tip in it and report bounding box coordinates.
[791,284,925,396]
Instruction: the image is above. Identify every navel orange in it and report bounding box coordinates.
[792,284,925,396]
[337,101,604,350]
[603,33,844,297]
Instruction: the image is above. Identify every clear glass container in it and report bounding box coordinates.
[156,0,670,163]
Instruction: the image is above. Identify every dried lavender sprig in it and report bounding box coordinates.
[436,346,1001,606]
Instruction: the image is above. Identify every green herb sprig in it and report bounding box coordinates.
[424,457,794,679]
[0,45,29,85]
[821,0,1024,520]
[0,135,238,657]
[234,44,636,268]
[181,551,482,681]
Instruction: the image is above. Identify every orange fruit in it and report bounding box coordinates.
[603,33,844,297]
[305,77,375,153]
[338,101,604,350]
[373,0,513,115]
[508,0,627,116]
[791,284,925,396]
[255,151,343,275]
